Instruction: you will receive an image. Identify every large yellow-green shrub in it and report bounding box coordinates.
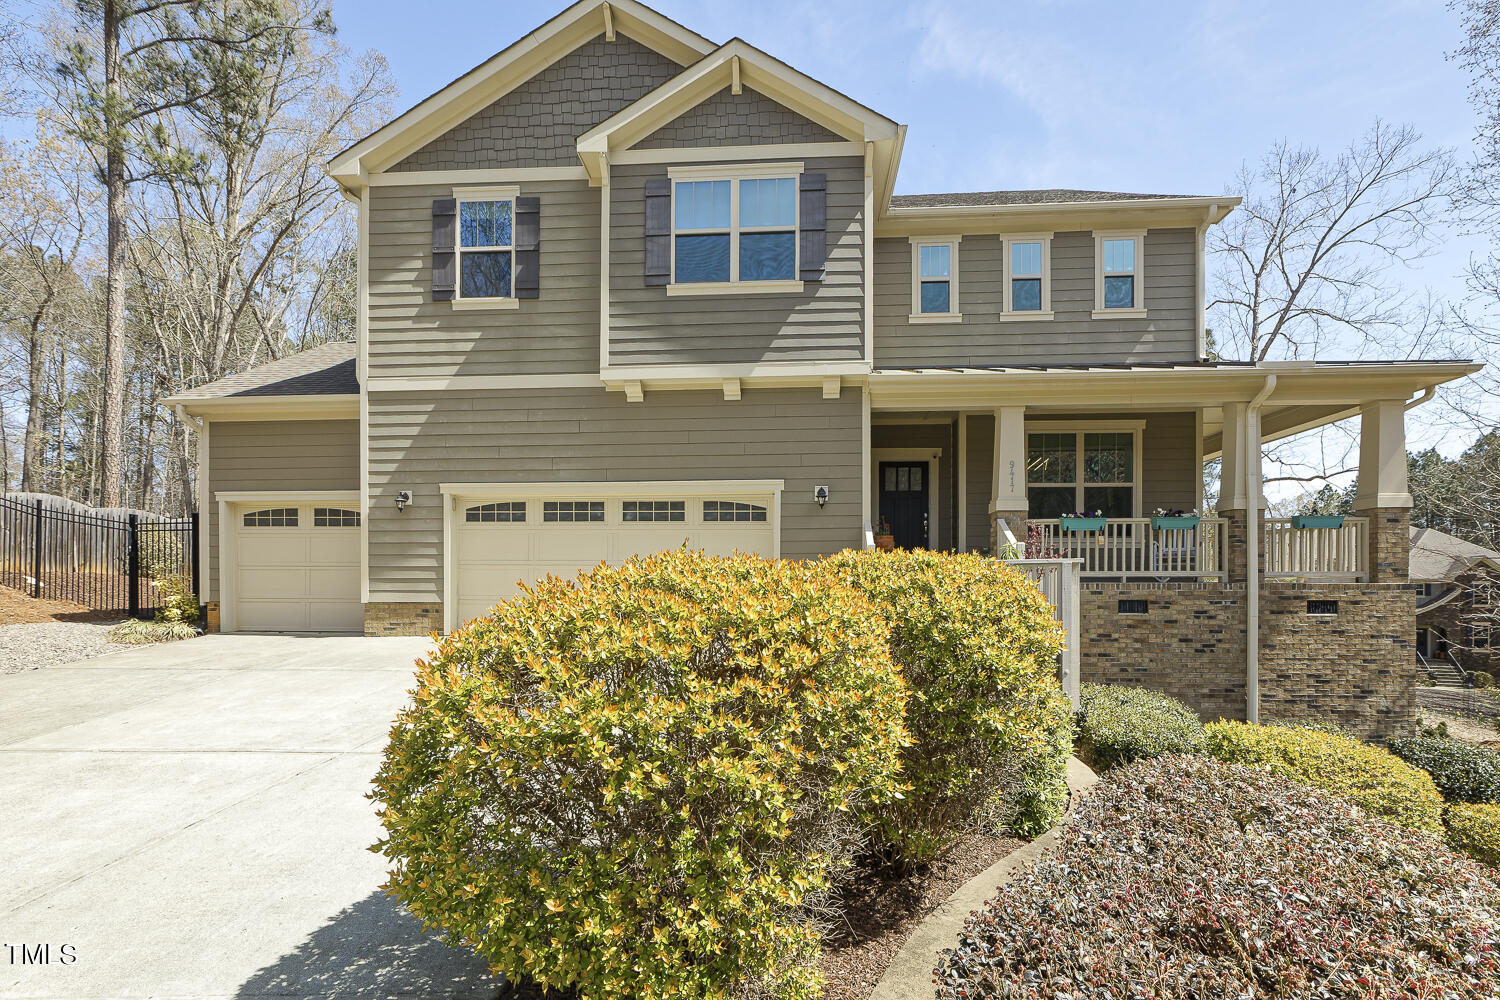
[1204,721,1444,834]
[371,551,909,1000]
[825,549,1071,856]
[1446,802,1500,867]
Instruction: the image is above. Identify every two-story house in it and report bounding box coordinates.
[167,0,1479,736]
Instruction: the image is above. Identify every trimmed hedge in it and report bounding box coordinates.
[1205,721,1444,834]
[1447,802,1500,867]
[1074,683,1205,770]
[936,756,1500,999]
[826,549,1071,853]
[1387,736,1500,804]
[372,551,910,1000]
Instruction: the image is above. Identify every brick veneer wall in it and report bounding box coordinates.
[1360,507,1411,582]
[364,602,443,637]
[1080,581,1418,739]
[1417,569,1500,674]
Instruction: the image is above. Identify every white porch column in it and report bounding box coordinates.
[989,405,1027,553]
[1353,398,1412,582]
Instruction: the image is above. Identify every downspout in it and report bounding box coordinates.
[1245,374,1276,724]
[1405,386,1435,411]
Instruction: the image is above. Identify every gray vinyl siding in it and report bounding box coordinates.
[206,419,359,601]
[608,156,865,365]
[368,180,600,378]
[958,411,1197,550]
[874,229,1198,367]
[365,386,863,600]
[392,33,682,172]
[872,422,956,550]
[636,87,844,148]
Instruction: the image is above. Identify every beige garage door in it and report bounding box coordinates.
[230,503,362,633]
[452,491,776,625]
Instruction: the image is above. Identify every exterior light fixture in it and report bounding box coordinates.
[394,490,412,512]
[814,485,829,507]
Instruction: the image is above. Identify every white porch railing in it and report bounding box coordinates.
[1263,517,1369,581]
[1003,557,1082,706]
[1025,517,1228,581]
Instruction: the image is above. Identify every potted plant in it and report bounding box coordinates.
[874,518,895,551]
[1151,507,1201,530]
[1291,513,1347,529]
[1059,510,1107,532]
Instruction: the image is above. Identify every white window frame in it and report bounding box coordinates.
[1023,420,1145,518]
[1093,230,1147,319]
[1001,233,1053,320]
[452,184,520,310]
[666,162,803,296]
[908,235,962,324]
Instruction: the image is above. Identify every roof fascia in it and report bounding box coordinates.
[328,0,714,189]
[164,394,360,421]
[878,196,1240,237]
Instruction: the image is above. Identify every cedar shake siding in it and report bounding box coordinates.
[608,156,866,366]
[392,33,683,172]
[367,179,601,378]
[873,228,1199,366]
[364,386,863,600]
[636,86,845,147]
[206,419,359,600]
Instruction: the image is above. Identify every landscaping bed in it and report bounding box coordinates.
[0,620,120,674]
[0,582,115,625]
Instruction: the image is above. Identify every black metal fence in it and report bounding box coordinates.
[0,495,199,618]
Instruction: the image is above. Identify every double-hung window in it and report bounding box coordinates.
[457,189,516,303]
[1001,235,1052,319]
[1025,426,1141,519]
[1094,231,1146,317]
[669,166,799,291]
[909,236,961,322]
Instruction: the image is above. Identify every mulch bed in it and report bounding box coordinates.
[0,583,116,625]
[818,830,1024,1000]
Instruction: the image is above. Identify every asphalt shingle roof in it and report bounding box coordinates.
[173,342,357,399]
[1410,526,1500,582]
[889,189,1208,209]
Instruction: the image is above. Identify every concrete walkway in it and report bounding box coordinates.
[869,757,1101,1000]
[1,633,501,1000]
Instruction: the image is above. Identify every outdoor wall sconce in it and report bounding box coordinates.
[814,485,829,508]
[394,490,412,512]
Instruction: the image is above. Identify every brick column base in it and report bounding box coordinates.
[365,602,444,636]
[990,509,1029,555]
[204,601,220,633]
[1357,507,1411,583]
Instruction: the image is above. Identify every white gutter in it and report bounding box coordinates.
[1405,386,1436,411]
[1245,374,1276,724]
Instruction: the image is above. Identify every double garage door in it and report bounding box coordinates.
[451,487,778,625]
[228,502,362,633]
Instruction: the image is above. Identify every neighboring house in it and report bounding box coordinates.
[166,0,1479,736]
[1411,526,1500,675]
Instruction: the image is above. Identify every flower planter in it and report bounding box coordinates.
[1059,516,1107,532]
[874,533,895,551]
[1151,515,1200,530]
[1291,515,1346,530]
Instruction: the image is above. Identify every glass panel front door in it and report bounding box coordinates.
[879,461,929,550]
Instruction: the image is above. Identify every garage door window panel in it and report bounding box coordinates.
[623,500,685,523]
[466,501,526,523]
[243,507,298,527]
[544,500,605,523]
[313,507,360,527]
[703,500,767,522]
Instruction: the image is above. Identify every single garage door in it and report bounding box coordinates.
[230,502,362,633]
[452,488,777,625]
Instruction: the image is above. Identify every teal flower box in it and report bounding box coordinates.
[1151,515,1200,530]
[1291,514,1346,530]
[1059,516,1107,532]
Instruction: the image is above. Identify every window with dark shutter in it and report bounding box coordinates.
[431,198,457,300]
[799,172,827,281]
[514,196,540,299]
[644,177,671,286]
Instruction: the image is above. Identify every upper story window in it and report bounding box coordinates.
[1002,235,1053,319]
[1094,231,1146,318]
[909,236,961,323]
[458,193,515,301]
[669,166,799,291]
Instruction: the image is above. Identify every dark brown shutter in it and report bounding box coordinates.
[431,198,456,300]
[514,195,540,299]
[799,173,827,281]
[644,177,671,286]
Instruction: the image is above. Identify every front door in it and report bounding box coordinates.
[879,461,929,549]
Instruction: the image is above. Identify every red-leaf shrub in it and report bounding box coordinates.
[936,755,1500,999]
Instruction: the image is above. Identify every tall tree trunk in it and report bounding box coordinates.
[22,310,46,492]
[100,0,126,507]
[54,344,67,497]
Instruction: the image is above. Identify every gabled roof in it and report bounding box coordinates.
[166,342,357,401]
[1410,527,1500,582]
[327,0,715,189]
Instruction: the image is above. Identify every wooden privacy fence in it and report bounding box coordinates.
[0,494,198,618]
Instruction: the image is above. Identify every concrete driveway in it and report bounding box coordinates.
[1,633,502,1000]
